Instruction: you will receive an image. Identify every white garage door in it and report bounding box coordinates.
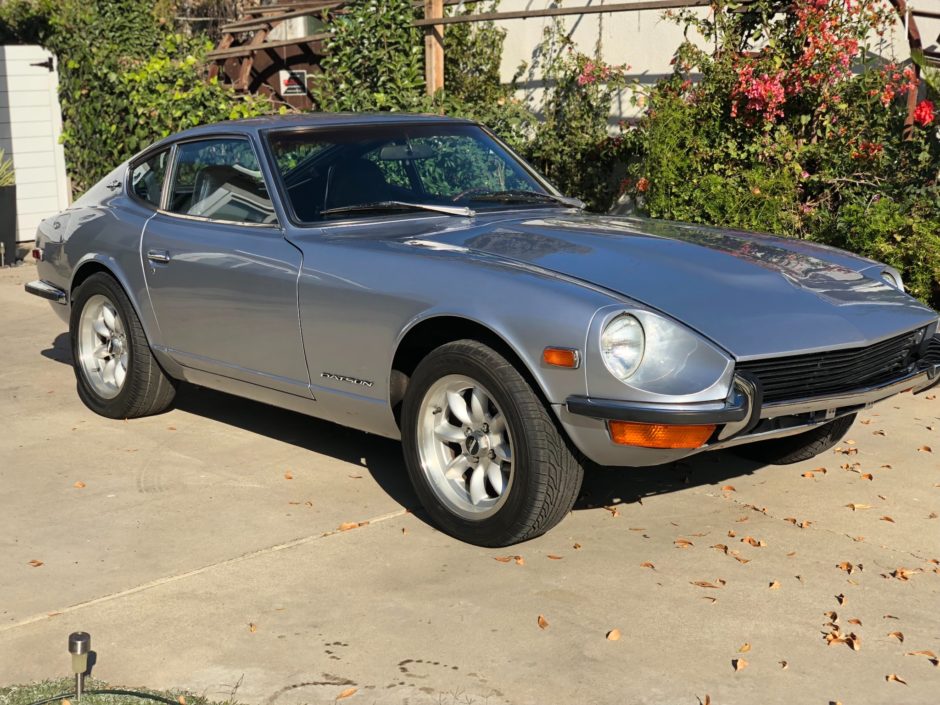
[0,44,70,243]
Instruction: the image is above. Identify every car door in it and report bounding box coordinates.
[141,135,309,397]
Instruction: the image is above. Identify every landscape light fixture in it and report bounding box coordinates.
[68,631,91,702]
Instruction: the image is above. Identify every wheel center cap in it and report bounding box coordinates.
[465,432,489,457]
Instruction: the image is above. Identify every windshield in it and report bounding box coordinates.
[265,123,558,222]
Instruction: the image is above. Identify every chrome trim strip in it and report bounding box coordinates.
[759,364,940,418]
[565,392,748,425]
[24,280,67,304]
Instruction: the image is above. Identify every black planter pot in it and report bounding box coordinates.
[0,185,16,266]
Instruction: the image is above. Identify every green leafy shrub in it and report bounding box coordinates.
[526,24,635,210]
[629,0,940,305]
[0,0,274,195]
[312,0,426,112]
[0,149,15,187]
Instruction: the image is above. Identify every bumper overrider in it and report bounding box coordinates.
[562,335,940,467]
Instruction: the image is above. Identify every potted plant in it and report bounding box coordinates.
[0,149,15,267]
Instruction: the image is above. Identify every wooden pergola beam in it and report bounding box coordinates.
[413,0,711,27]
[424,0,444,95]
[206,32,331,61]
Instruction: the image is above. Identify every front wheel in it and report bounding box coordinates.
[401,340,584,547]
[733,413,857,465]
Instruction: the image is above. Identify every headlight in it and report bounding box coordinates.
[601,314,645,380]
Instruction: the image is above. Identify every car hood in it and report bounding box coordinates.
[411,212,937,360]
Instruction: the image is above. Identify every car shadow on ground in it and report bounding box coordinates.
[45,334,768,526]
[173,385,768,523]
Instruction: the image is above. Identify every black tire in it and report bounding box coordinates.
[401,340,584,547]
[70,272,177,418]
[733,413,857,465]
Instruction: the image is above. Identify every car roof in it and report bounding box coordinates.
[160,112,476,144]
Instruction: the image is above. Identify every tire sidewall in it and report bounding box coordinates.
[401,344,542,546]
[69,273,138,417]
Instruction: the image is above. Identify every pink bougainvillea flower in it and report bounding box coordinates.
[636,177,650,192]
[913,99,935,127]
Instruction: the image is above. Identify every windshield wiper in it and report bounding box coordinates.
[319,201,474,218]
[467,190,585,209]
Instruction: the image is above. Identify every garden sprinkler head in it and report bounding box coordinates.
[68,632,91,702]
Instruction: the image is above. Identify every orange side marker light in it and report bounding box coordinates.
[609,421,716,449]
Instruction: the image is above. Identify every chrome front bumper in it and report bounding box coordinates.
[561,356,940,467]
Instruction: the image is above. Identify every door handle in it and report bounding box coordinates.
[147,249,171,263]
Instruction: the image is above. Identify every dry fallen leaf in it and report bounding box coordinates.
[888,631,905,643]
[884,614,899,620]
[28,560,43,568]
[732,658,748,672]
[606,628,621,641]
[701,696,711,705]
[640,561,655,570]
[769,581,781,590]
[177,697,186,705]
[573,543,582,550]
[73,481,86,489]
[336,687,357,700]
[846,503,872,511]
[338,521,368,532]
[738,642,751,653]
[787,551,797,557]
[547,554,563,560]
[284,470,293,480]
[248,623,257,633]
[674,538,694,549]
[721,485,736,492]
[701,596,718,604]
[917,445,933,453]
[906,650,939,666]
[514,555,525,566]
[891,567,917,581]
[493,556,513,563]
[801,472,816,479]
[691,579,725,589]
[779,660,789,670]
[537,614,549,630]
[605,506,621,517]
[880,516,895,523]
[741,536,766,547]
[837,562,856,574]
[848,618,863,626]
[885,674,908,685]
[836,593,847,605]
[861,473,874,481]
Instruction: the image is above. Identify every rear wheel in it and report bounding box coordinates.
[733,414,856,465]
[401,340,583,546]
[70,272,176,418]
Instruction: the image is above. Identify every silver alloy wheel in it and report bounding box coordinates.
[416,374,514,520]
[77,294,129,399]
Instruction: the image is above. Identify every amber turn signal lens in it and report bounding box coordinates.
[543,347,580,368]
[608,421,716,449]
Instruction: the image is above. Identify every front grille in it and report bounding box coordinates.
[737,330,922,403]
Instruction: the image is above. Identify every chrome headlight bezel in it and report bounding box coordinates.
[589,306,735,403]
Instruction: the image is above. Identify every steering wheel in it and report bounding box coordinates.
[451,187,492,202]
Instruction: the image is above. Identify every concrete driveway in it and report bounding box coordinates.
[1,262,939,705]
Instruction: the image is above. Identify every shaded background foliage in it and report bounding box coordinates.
[1,0,937,306]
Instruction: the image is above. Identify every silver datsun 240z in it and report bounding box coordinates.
[27,114,940,546]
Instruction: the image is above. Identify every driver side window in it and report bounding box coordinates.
[167,138,277,225]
